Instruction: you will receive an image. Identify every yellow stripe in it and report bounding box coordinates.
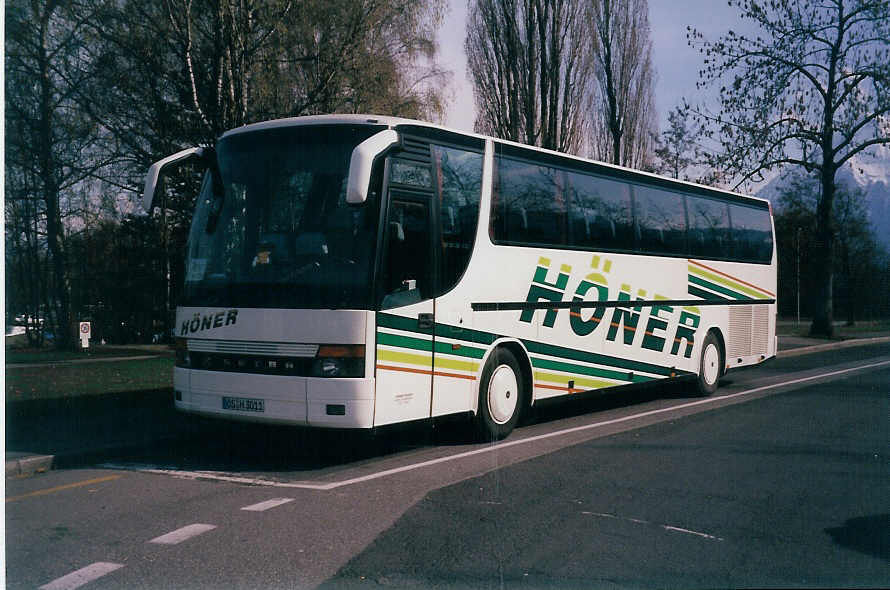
[376,348,432,368]
[533,371,614,390]
[688,264,768,299]
[6,475,121,503]
[434,356,479,373]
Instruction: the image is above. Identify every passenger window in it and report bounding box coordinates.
[729,203,773,262]
[433,145,483,294]
[688,197,731,258]
[633,186,687,255]
[492,156,568,246]
[568,172,634,251]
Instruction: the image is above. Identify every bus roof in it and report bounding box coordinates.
[220,114,770,209]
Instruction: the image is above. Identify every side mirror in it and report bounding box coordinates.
[142,147,204,211]
[346,130,399,204]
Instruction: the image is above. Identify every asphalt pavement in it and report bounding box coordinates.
[6,339,889,589]
[6,333,890,478]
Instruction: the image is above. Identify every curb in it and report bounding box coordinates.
[6,454,54,478]
[7,335,890,479]
[777,335,890,358]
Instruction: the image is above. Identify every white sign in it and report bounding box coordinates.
[79,321,91,349]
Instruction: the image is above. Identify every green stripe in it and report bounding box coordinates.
[688,284,726,301]
[534,371,616,391]
[688,274,752,300]
[378,314,684,379]
[521,339,675,377]
[688,265,768,299]
[377,331,431,352]
[377,330,486,359]
[532,356,654,383]
[377,312,433,335]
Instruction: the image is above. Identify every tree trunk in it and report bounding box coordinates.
[809,169,835,338]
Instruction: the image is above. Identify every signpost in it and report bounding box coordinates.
[79,321,91,349]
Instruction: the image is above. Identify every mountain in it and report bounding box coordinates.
[757,148,890,249]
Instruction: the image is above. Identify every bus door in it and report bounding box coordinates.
[373,189,437,426]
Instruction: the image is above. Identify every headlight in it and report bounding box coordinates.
[311,345,365,378]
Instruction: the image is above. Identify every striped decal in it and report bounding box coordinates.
[688,260,773,301]
[376,315,482,381]
[375,313,692,394]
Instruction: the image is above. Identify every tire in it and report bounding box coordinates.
[696,331,723,396]
[475,348,525,441]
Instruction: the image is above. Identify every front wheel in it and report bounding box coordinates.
[696,331,723,396]
[475,348,525,441]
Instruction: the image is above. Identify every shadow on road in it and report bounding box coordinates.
[6,377,704,477]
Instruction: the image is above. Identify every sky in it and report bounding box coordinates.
[436,0,757,133]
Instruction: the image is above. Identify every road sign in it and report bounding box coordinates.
[79,321,91,349]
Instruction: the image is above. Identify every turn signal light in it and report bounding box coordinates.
[316,345,365,358]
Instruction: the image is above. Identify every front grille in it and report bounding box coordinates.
[188,339,319,357]
[187,351,315,376]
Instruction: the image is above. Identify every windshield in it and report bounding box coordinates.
[182,124,385,309]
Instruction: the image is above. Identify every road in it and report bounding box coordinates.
[6,342,890,589]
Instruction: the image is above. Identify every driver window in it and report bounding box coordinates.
[381,198,431,309]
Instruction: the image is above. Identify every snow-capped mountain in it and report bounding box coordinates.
[757,147,890,249]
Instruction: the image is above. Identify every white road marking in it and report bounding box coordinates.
[241,498,294,512]
[149,523,217,545]
[583,512,724,541]
[39,562,124,590]
[103,358,890,491]
[662,525,723,540]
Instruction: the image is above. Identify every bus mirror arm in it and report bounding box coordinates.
[346,130,400,204]
[142,147,204,212]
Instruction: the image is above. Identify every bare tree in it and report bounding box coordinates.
[5,0,114,349]
[465,0,592,154]
[588,0,657,168]
[653,106,701,180]
[688,0,890,337]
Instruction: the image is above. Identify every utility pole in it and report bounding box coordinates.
[796,227,801,326]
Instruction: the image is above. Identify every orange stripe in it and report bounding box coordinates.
[688,259,775,297]
[535,382,584,394]
[376,364,476,381]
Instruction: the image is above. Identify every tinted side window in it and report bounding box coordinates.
[688,196,731,258]
[567,171,634,251]
[633,186,687,255]
[492,156,568,246]
[433,145,483,294]
[729,202,773,262]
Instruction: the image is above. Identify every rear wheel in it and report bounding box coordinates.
[696,331,723,396]
[475,348,525,441]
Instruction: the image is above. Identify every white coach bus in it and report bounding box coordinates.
[144,115,777,440]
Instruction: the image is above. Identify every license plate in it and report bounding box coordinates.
[222,396,265,412]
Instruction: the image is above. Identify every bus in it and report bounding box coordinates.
[144,114,777,440]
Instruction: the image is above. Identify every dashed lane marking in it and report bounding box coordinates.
[39,562,124,590]
[241,498,294,512]
[103,358,890,491]
[582,512,724,541]
[149,523,217,545]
